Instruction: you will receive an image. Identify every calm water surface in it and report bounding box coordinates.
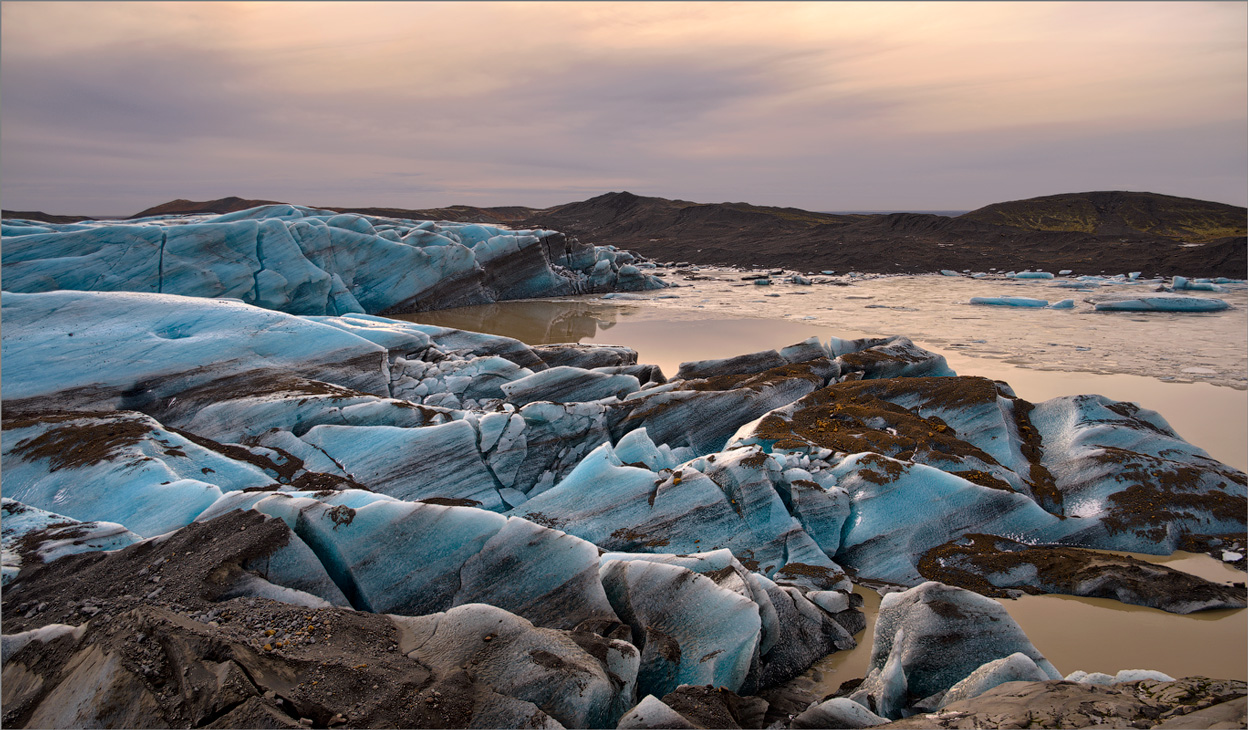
[400,273,1247,681]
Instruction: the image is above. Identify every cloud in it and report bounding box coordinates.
[2,1,1244,214]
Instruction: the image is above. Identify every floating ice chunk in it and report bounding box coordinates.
[1013,271,1054,279]
[753,278,773,285]
[831,455,1060,583]
[1062,669,1171,685]
[1128,271,1142,280]
[940,270,961,277]
[1113,668,1175,683]
[847,582,1060,719]
[1173,275,1226,292]
[1027,394,1246,553]
[1064,670,1116,685]
[791,698,888,729]
[1224,551,1244,562]
[1047,299,1075,309]
[969,296,1049,307]
[1092,295,1229,312]
[1059,269,1073,275]
[939,652,1051,708]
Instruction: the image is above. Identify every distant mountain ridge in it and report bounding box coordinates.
[4,190,1244,277]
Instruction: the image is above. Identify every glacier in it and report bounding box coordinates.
[1,214,1245,728]
[1,206,667,316]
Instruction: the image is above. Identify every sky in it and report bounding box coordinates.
[2,1,1245,216]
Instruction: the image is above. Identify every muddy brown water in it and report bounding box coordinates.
[399,298,1247,682]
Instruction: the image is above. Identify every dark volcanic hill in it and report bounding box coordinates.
[6,190,1244,277]
[319,204,539,225]
[127,196,287,218]
[960,191,1246,242]
[515,191,1246,278]
[0,210,94,224]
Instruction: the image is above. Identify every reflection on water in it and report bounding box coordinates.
[394,300,622,344]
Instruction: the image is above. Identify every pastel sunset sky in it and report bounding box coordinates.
[2,1,1245,215]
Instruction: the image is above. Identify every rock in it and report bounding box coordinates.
[919,534,1247,613]
[883,676,1247,729]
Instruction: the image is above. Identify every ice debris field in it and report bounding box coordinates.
[1,206,1245,727]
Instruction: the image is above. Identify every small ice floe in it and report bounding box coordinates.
[1065,669,1175,685]
[940,269,961,276]
[1013,271,1055,279]
[1223,551,1243,562]
[1173,275,1226,292]
[753,278,773,286]
[1047,299,1075,309]
[1091,296,1230,312]
[821,270,835,275]
[969,296,1049,307]
[1058,269,1073,275]
[600,292,649,300]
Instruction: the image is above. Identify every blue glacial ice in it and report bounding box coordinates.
[1,275,1244,712]
[846,582,1061,719]
[599,557,762,697]
[1,499,141,585]
[1,410,274,536]
[0,290,392,408]
[938,652,1054,708]
[1091,295,1230,312]
[0,207,667,316]
[792,697,889,728]
[969,296,1049,307]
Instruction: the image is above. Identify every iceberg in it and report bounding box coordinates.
[846,582,1061,719]
[1091,295,1230,312]
[969,296,1049,307]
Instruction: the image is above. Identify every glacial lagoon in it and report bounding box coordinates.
[402,269,1248,685]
